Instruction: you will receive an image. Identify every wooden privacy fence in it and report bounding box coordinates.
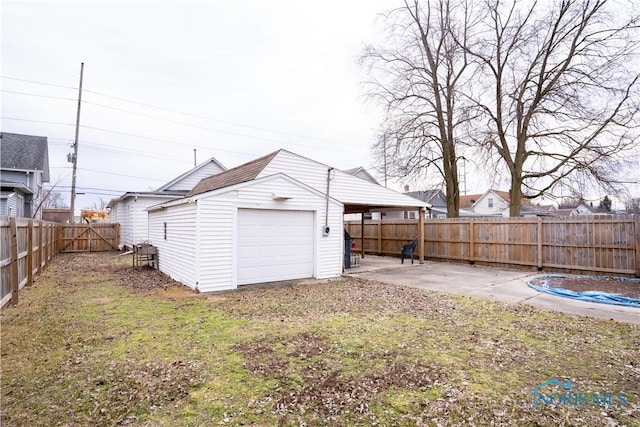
[1,217,59,308]
[1,220,120,308]
[59,223,119,252]
[345,215,640,277]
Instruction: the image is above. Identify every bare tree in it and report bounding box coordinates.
[42,191,67,209]
[32,180,68,218]
[88,197,108,210]
[464,0,640,216]
[362,0,478,217]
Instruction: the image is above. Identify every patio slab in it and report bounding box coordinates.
[347,256,639,324]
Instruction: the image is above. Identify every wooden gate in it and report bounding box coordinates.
[59,224,120,252]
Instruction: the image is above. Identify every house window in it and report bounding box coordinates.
[164,222,167,240]
[409,211,416,220]
[363,213,372,220]
[488,197,494,208]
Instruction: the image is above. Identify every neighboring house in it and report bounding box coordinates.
[406,189,447,219]
[155,157,227,193]
[343,167,380,185]
[519,204,556,217]
[472,189,516,216]
[369,188,546,220]
[378,189,447,220]
[463,189,544,217]
[0,132,50,220]
[553,202,598,216]
[147,149,429,293]
[108,157,226,249]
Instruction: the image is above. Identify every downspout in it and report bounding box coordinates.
[325,167,334,229]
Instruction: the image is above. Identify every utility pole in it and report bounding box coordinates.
[193,149,197,167]
[69,62,84,224]
[383,135,387,188]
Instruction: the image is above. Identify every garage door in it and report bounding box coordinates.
[237,209,314,285]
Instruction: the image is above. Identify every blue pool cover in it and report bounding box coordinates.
[527,275,640,308]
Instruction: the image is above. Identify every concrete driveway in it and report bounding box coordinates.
[346,256,639,324]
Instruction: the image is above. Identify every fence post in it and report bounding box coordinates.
[377,220,382,255]
[48,224,53,260]
[47,224,52,263]
[27,219,34,286]
[469,218,475,265]
[9,217,19,305]
[37,221,44,274]
[537,217,543,271]
[418,208,425,264]
[360,214,365,258]
[635,215,640,278]
[43,224,48,267]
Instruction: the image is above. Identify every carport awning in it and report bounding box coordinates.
[344,203,430,214]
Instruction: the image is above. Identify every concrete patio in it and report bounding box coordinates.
[345,255,639,324]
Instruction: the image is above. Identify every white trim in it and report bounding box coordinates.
[195,200,201,291]
[148,173,344,212]
[156,157,227,191]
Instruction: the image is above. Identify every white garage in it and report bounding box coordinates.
[237,209,314,285]
[147,149,429,293]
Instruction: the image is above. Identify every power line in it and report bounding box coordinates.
[54,185,123,194]
[1,117,74,126]
[1,90,76,101]
[51,166,167,182]
[78,124,258,157]
[48,138,192,161]
[2,76,356,147]
[1,76,78,90]
[80,99,361,154]
[83,88,354,146]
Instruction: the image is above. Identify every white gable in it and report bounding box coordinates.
[258,151,429,209]
[158,158,226,192]
[473,190,509,215]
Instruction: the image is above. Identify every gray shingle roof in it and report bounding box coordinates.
[0,132,50,181]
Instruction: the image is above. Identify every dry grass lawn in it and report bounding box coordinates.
[1,252,638,426]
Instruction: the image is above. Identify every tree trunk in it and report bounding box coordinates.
[443,144,460,218]
[509,177,523,217]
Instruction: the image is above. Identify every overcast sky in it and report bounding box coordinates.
[3,0,444,210]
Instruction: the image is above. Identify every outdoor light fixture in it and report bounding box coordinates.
[272,193,292,201]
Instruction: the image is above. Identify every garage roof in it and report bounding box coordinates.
[187,149,430,213]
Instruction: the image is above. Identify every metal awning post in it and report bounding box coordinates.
[360,213,365,259]
[419,208,425,264]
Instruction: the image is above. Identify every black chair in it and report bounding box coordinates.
[401,238,418,264]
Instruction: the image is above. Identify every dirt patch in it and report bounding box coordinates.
[215,276,456,322]
[529,275,640,299]
[113,265,181,291]
[71,358,206,426]
[236,331,445,424]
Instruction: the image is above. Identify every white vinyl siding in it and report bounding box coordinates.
[148,202,198,288]
[258,151,426,208]
[474,191,508,215]
[162,162,225,192]
[111,195,181,248]
[195,196,236,292]
[148,174,343,293]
